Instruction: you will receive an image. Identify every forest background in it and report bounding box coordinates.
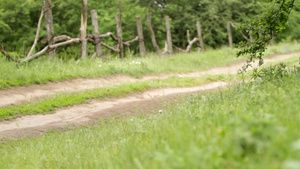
[0,0,299,58]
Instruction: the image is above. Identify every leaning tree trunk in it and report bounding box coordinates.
[147,12,161,55]
[43,0,55,57]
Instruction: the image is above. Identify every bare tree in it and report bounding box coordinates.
[80,0,88,58]
[43,0,56,57]
[136,16,146,56]
[196,21,205,51]
[116,0,124,59]
[165,16,173,54]
[227,21,233,47]
[91,10,103,59]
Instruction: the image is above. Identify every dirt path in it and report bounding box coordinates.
[0,52,299,140]
[0,52,299,108]
[0,82,227,140]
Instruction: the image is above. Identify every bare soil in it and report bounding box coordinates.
[0,52,299,140]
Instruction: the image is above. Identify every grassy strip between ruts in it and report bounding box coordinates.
[0,42,299,89]
[0,55,299,121]
[0,61,299,169]
[0,75,236,121]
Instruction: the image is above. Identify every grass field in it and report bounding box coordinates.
[0,55,299,121]
[0,42,299,89]
[0,66,299,169]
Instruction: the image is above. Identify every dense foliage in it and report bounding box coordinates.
[0,0,299,55]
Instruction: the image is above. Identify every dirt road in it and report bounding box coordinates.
[0,52,298,108]
[0,52,299,140]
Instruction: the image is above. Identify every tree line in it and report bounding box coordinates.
[0,0,299,58]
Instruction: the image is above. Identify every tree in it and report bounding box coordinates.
[135,0,268,49]
[237,0,296,72]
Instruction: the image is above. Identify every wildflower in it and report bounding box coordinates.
[130,61,141,65]
[218,129,223,135]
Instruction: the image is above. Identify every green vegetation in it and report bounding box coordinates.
[0,64,299,169]
[0,75,235,121]
[0,43,299,89]
[0,53,298,121]
[237,0,298,70]
[0,0,299,53]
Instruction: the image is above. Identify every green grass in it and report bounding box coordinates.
[0,42,299,89]
[0,66,299,169]
[1,54,299,121]
[0,75,236,121]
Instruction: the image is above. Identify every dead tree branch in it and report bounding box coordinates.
[21,46,49,62]
[27,8,44,58]
[172,45,185,52]
[185,38,199,52]
[41,35,72,44]
[101,42,120,52]
[0,44,19,61]
[123,36,139,47]
[21,38,80,62]
[231,22,251,42]
[161,41,168,55]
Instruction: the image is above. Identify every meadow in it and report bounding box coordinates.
[0,42,299,169]
[0,62,299,169]
[0,42,299,89]
[0,55,299,121]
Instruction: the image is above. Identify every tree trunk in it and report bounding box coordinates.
[80,0,88,59]
[91,10,102,59]
[165,16,173,55]
[136,16,146,56]
[187,30,191,44]
[147,12,161,55]
[196,21,205,51]
[227,21,233,47]
[43,0,55,57]
[116,0,124,59]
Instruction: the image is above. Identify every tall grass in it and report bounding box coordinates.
[0,67,299,169]
[0,42,299,89]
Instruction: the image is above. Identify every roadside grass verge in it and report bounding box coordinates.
[0,64,299,169]
[0,42,299,89]
[0,55,298,121]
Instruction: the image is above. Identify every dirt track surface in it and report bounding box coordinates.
[0,52,299,108]
[0,52,299,140]
[0,82,227,140]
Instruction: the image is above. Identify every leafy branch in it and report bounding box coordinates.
[237,0,296,73]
